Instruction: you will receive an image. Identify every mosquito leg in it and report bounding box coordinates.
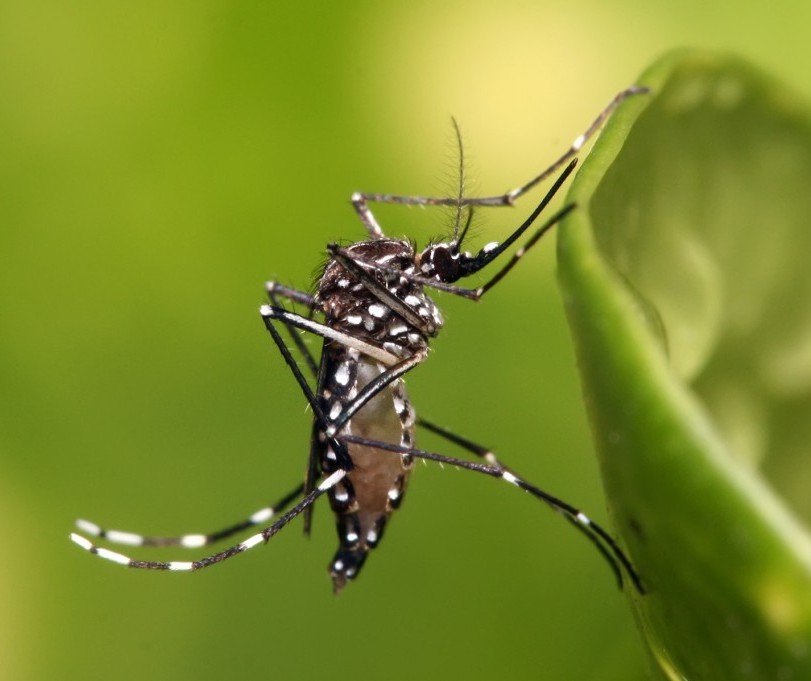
[338,433,645,594]
[74,483,305,550]
[261,309,356,473]
[265,282,320,377]
[471,204,575,299]
[70,472,346,571]
[414,418,631,587]
[351,193,388,239]
[260,304,399,367]
[350,87,648,236]
[264,281,316,308]
[417,418,504,467]
[498,85,648,204]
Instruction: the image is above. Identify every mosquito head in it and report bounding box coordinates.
[418,204,483,284]
[417,241,456,282]
[418,237,501,284]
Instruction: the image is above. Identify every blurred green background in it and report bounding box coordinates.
[1,1,809,679]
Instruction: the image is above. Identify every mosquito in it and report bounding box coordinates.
[71,86,647,594]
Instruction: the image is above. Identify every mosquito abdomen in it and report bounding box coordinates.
[321,353,415,592]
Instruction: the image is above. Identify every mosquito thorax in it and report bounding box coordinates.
[317,238,444,349]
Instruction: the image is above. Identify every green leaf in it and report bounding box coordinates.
[558,50,811,680]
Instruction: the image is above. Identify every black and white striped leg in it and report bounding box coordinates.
[73,483,305,550]
[349,87,648,235]
[414,418,636,590]
[70,472,346,571]
[338,433,645,593]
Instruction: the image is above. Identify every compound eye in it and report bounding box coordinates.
[431,245,460,282]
